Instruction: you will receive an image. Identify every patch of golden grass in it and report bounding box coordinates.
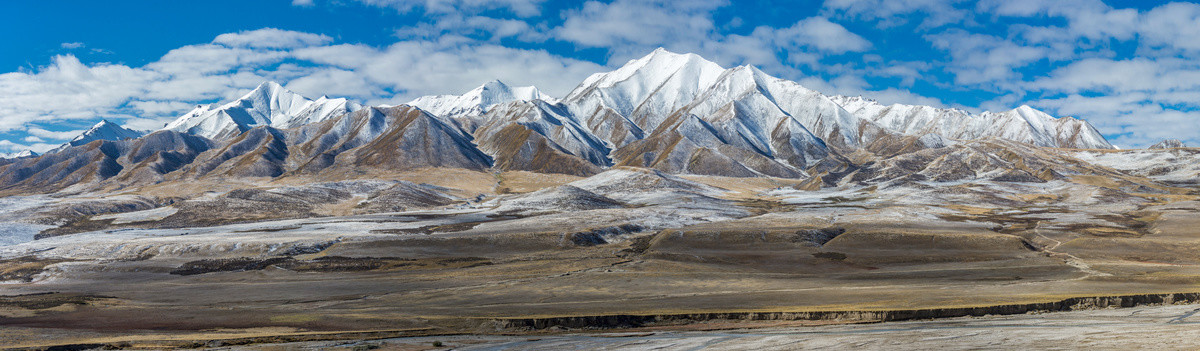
[680,175,806,199]
[1070,175,1126,189]
[942,204,995,216]
[269,314,321,323]
[497,171,583,194]
[1010,193,1061,203]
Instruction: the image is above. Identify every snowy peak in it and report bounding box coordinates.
[1149,139,1187,149]
[278,95,364,129]
[163,81,361,139]
[571,48,725,97]
[407,80,555,118]
[1,150,37,159]
[830,96,1113,149]
[565,48,726,119]
[49,119,144,153]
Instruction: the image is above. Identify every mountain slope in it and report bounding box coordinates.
[290,105,492,174]
[471,100,610,176]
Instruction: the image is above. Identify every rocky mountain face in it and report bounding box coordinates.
[0,49,1130,193]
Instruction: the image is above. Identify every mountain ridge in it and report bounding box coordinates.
[0,48,1128,194]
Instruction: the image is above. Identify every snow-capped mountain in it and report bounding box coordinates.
[1149,139,1186,149]
[404,48,1113,177]
[49,119,144,154]
[831,96,1113,149]
[0,150,37,159]
[408,80,555,119]
[163,82,362,139]
[0,48,1126,193]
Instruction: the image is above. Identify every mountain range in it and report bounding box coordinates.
[0,49,1132,193]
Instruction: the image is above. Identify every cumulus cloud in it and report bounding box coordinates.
[978,0,1138,40]
[351,0,546,17]
[1026,57,1200,147]
[21,0,1196,150]
[556,0,726,58]
[357,38,604,102]
[26,127,85,140]
[394,14,547,42]
[1139,2,1200,55]
[925,30,1065,87]
[823,0,970,28]
[213,28,333,49]
[0,55,156,131]
[774,17,871,54]
[0,26,608,143]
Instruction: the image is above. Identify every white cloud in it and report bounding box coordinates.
[26,127,84,140]
[1139,2,1200,55]
[130,100,196,116]
[1025,57,1200,148]
[292,0,315,6]
[823,0,970,28]
[0,140,60,154]
[286,68,381,99]
[0,55,157,131]
[1031,58,1200,94]
[359,38,605,102]
[23,136,44,143]
[291,44,382,68]
[774,17,871,54]
[556,0,726,61]
[0,25,613,138]
[122,117,177,132]
[925,30,1063,87]
[394,15,547,42]
[60,42,85,49]
[213,28,333,49]
[352,0,546,17]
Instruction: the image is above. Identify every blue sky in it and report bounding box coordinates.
[1,0,1198,152]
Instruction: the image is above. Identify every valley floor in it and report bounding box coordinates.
[1,166,1199,349]
[214,303,1200,350]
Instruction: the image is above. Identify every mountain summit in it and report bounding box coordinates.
[163,82,362,139]
[0,48,1124,193]
[48,119,144,154]
[407,80,555,118]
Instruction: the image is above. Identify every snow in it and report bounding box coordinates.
[162,81,362,139]
[0,196,53,246]
[1071,148,1200,184]
[408,80,556,118]
[565,48,726,130]
[92,206,179,224]
[0,150,37,159]
[48,119,144,153]
[830,96,1113,149]
[10,48,1118,181]
[1149,139,1187,149]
